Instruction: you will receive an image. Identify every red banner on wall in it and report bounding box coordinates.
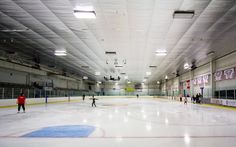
[186,80,190,89]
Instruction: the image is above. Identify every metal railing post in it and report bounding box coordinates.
[2,88,4,99]
[12,88,14,99]
[27,89,29,98]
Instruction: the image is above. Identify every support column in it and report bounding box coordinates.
[165,79,168,96]
[2,88,4,99]
[210,60,216,98]
[190,70,194,97]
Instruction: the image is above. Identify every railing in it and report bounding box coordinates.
[0,87,91,99]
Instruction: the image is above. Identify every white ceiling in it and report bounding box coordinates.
[0,0,236,83]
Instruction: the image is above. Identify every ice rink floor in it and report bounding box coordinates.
[0,97,236,147]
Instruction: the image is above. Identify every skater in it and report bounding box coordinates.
[136,94,139,98]
[184,97,187,105]
[82,94,85,101]
[17,92,26,113]
[90,95,98,107]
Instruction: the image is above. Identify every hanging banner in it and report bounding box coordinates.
[214,67,235,81]
[193,74,210,85]
[179,82,183,90]
[186,80,190,89]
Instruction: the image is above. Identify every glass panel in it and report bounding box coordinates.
[227,90,235,99]
[215,91,219,98]
[220,90,226,99]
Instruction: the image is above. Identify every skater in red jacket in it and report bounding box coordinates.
[17,93,26,113]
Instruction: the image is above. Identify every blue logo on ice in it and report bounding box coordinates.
[22,125,95,138]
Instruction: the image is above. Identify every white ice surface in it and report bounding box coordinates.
[0,97,236,147]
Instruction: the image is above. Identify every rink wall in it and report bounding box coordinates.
[159,51,236,107]
[0,97,79,107]
[0,96,162,107]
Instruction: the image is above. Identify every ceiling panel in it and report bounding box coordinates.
[0,0,235,83]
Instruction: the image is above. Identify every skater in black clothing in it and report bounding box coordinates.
[184,97,187,105]
[90,95,98,107]
[82,94,85,101]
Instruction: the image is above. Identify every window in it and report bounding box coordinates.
[227,90,235,99]
[220,90,226,99]
[215,91,219,98]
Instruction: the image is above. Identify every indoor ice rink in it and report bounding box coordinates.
[0,0,236,147]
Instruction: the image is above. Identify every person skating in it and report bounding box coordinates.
[82,94,85,101]
[17,92,26,113]
[90,95,98,107]
[184,97,187,105]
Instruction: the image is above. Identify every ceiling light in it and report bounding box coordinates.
[165,75,168,79]
[73,6,96,19]
[115,65,123,68]
[157,81,160,84]
[54,50,67,56]
[105,51,116,55]
[207,51,215,57]
[155,50,167,56]
[0,28,29,32]
[95,71,101,75]
[83,76,88,80]
[173,10,195,19]
[184,63,190,69]
[124,76,128,80]
[97,81,102,84]
[81,66,89,68]
[146,72,151,76]
[156,52,167,56]
[149,65,157,68]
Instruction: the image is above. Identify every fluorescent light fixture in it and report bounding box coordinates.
[149,65,157,68]
[184,63,190,69]
[105,51,116,55]
[173,10,195,19]
[82,66,89,68]
[0,28,29,32]
[155,49,167,56]
[146,72,151,76]
[54,50,67,56]
[73,6,96,19]
[83,76,88,80]
[115,65,123,68]
[156,52,167,56]
[54,53,67,56]
[95,71,101,75]
[207,51,215,57]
